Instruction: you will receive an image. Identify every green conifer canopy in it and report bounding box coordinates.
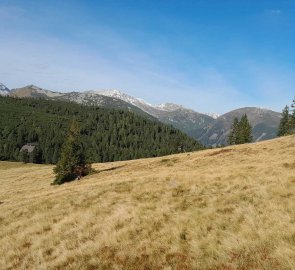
[0,96,203,164]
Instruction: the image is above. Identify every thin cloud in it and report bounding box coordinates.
[269,9,282,15]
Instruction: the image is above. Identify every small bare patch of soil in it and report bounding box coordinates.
[208,149,233,156]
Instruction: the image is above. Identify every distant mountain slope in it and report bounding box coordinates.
[10,85,155,120]
[0,83,10,96]
[150,105,215,139]
[10,85,62,98]
[10,86,215,136]
[97,90,215,139]
[52,92,156,120]
[199,107,281,146]
[97,90,281,144]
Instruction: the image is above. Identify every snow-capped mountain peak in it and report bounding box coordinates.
[205,112,220,119]
[0,83,10,96]
[94,90,189,112]
[154,103,184,111]
[90,89,152,108]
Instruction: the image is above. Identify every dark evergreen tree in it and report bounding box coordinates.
[278,106,290,136]
[228,117,239,145]
[53,119,91,185]
[228,115,252,145]
[239,114,252,143]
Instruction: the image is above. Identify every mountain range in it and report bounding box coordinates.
[1,83,282,146]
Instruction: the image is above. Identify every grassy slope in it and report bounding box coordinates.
[0,136,294,270]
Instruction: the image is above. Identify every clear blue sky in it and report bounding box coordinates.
[0,0,294,114]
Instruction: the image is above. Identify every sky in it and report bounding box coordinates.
[0,0,294,114]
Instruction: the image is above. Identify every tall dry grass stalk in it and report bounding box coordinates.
[0,135,294,269]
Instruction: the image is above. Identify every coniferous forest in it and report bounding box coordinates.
[0,96,203,164]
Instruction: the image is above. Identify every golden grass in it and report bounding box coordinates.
[0,136,295,270]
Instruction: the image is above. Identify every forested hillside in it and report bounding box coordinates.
[0,96,203,164]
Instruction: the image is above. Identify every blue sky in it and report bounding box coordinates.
[0,0,294,114]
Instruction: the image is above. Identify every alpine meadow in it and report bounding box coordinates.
[1,1,295,270]
[0,135,295,269]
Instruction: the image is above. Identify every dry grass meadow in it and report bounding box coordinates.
[0,135,294,270]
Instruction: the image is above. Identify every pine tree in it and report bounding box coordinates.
[228,117,239,145]
[53,119,91,185]
[228,115,252,145]
[239,114,252,143]
[278,106,290,136]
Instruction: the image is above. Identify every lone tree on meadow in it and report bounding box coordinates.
[228,114,252,145]
[53,119,91,185]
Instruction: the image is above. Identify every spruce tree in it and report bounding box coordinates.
[228,115,252,145]
[53,119,91,185]
[228,117,239,145]
[239,114,252,143]
[278,106,290,136]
